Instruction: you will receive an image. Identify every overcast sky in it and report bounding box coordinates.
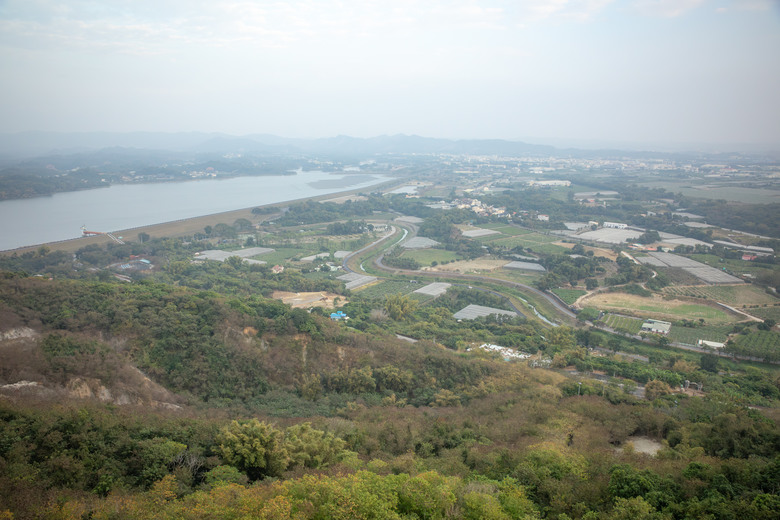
[1,0,778,150]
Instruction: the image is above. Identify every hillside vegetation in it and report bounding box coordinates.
[0,272,779,519]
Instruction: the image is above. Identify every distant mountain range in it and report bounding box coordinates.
[0,131,773,163]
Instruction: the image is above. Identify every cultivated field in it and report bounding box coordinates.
[583,292,734,324]
[551,288,587,305]
[600,314,643,334]
[485,232,569,254]
[668,325,732,345]
[662,284,778,307]
[746,306,780,322]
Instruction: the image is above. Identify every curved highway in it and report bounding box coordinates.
[342,222,577,323]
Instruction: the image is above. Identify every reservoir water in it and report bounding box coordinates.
[0,171,390,251]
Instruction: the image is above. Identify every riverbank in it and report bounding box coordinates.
[1,177,401,256]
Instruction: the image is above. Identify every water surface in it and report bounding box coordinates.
[0,171,389,250]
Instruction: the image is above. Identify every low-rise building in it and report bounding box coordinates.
[641,319,671,335]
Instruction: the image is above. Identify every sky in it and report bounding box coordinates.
[0,0,779,151]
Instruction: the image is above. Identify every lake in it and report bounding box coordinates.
[0,171,391,251]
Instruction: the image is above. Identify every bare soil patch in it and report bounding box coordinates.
[272,291,347,309]
[623,436,663,455]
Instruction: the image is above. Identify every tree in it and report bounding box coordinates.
[284,423,350,469]
[585,278,599,290]
[636,230,660,245]
[233,218,253,231]
[644,380,672,401]
[216,419,290,480]
[607,497,659,520]
[138,232,150,243]
[700,353,719,373]
[384,294,417,321]
[224,256,244,270]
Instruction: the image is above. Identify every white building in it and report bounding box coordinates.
[603,222,628,229]
[698,339,725,349]
[641,319,671,335]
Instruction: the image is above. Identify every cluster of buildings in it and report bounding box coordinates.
[452,198,507,218]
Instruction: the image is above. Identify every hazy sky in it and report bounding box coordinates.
[1,0,779,149]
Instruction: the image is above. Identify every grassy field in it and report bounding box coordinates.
[551,288,586,305]
[668,325,732,345]
[584,293,734,324]
[400,248,461,266]
[600,314,644,334]
[662,284,778,307]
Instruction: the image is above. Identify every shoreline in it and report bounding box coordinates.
[1,177,401,256]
